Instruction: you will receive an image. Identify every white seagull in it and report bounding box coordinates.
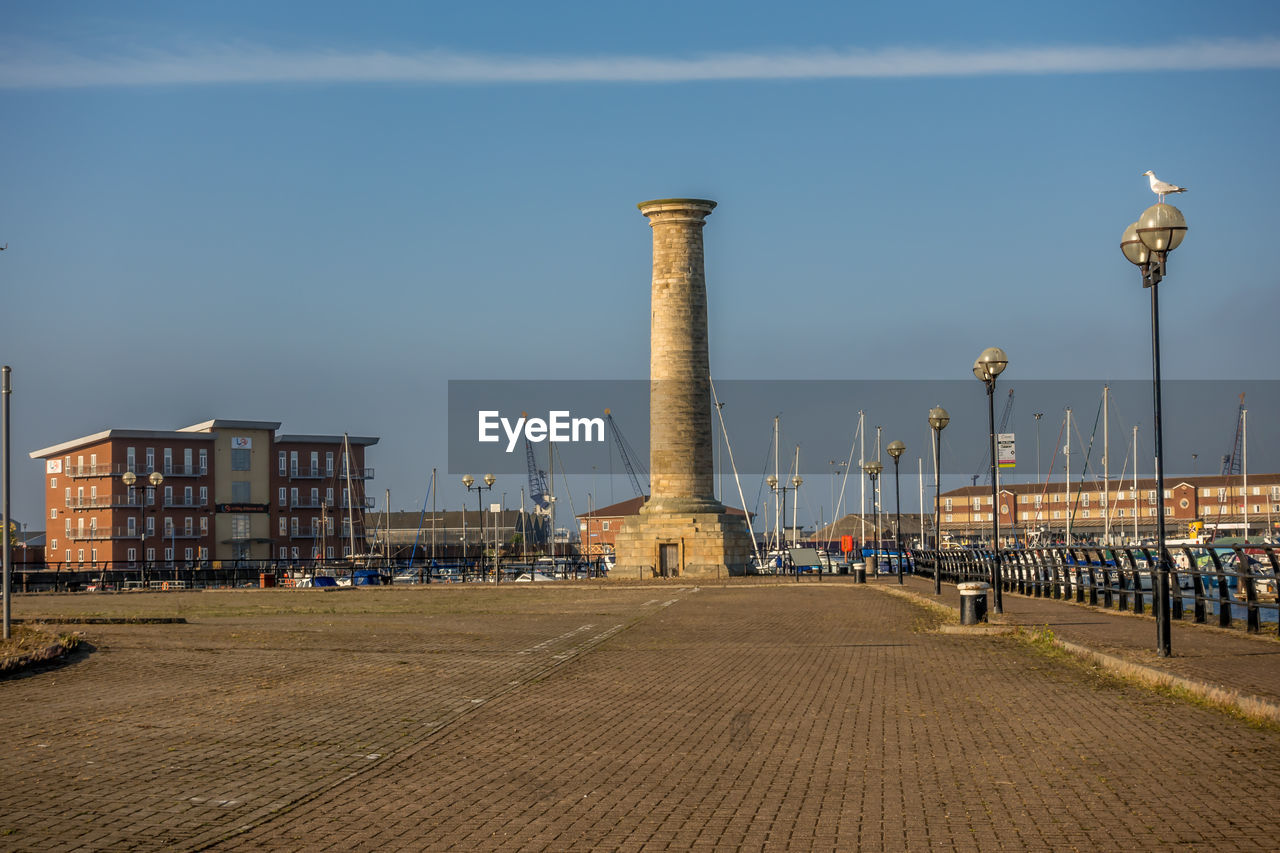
[1143,170,1187,203]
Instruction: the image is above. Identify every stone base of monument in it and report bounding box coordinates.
[613,509,753,579]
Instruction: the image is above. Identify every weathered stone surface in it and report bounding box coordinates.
[614,199,753,577]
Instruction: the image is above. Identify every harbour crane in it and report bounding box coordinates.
[605,409,648,499]
[1219,393,1246,476]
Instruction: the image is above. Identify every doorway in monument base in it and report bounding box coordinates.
[659,543,680,578]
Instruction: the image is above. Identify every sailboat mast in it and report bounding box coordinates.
[859,411,865,548]
[430,468,437,564]
[1243,408,1249,542]
[343,433,356,559]
[1065,409,1072,547]
[792,444,800,548]
[773,416,780,553]
[1132,426,1139,543]
[1103,385,1110,546]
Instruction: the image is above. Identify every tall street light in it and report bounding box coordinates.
[862,460,882,576]
[928,406,950,595]
[122,470,164,588]
[463,473,496,582]
[1122,200,1187,658]
[974,347,1008,615]
[887,441,906,584]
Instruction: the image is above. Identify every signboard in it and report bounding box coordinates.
[231,436,253,449]
[997,433,1016,468]
[46,459,63,474]
[215,503,270,514]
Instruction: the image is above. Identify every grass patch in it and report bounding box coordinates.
[0,623,83,675]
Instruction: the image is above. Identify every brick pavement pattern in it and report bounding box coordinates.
[2,582,1278,851]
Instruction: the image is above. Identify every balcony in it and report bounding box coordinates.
[161,529,204,540]
[66,526,139,541]
[67,494,146,510]
[290,530,321,540]
[66,463,209,479]
[160,464,208,478]
[289,497,324,509]
[287,465,331,480]
[338,467,375,481]
[340,497,376,510]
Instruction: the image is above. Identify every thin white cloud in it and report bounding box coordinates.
[2,38,1279,88]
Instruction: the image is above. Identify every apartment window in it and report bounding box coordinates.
[163,448,173,474]
[1081,493,1090,507]
[182,448,192,474]
[50,477,57,489]
[184,486,193,506]
[127,547,136,562]
[1271,486,1280,499]
[51,538,58,550]
[1034,496,1043,508]
[1053,511,1061,519]
[65,549,71,563]
[126,447,136,472]
[231,481,251,502]
[164,517,174,536]
[1035,511,1043,521]
[199,547,208,561]
[199,448,208,474]
[1118,509,1126,517]
[231,448,251,471]
[184,547,193,562]
[292,546,300,560]
[971,498,982,510]
[164,486,173,506]
[1147,490,1157,505]
[164,547,173,563]
[279,451,287,475]
[310,451,319,475]
[279,517,287,536]
[1081,510,1090,519]
[146,517,154,536]
[944,498,953,512]
[50,508,57,519]
[326,546,334,560]
[290,487,299,507]
[1165,507,1173,516]
[231,514,251,540]
[91,548,98,564]
[290,517,299,536]
[945,514,953,523]
[326,452,334,476]
[290,451,298,476]
[90,453,97,471]
[146,485,155,506]
[77,549,84,564]
[146,547,155,562]
[279,546,288,559]
[342,488,349,508]
[184,517,193,536]
[310,488,319,506]
[145,448,155,472]
[602,521,610,531]
[127,517,136,536]
[1164,489,1172,499]
[326,488,334,507]
[200,517,208,534]
[1217,488,1226,500]
[199,486,207,506]
[279,487,287,506]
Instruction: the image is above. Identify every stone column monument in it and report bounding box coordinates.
[613,199,754,578]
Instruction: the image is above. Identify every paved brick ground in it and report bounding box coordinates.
[3,581,1278,851]
[900,574,1280,707]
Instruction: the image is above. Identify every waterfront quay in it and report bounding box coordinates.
[3,578,1278,851]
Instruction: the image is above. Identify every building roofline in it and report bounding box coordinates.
[29,429,216,459]
[274,435,380,446]
[179,419,282,433]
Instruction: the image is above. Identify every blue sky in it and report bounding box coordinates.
[2,1,1278,530]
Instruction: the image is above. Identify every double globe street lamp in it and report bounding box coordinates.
[122,470,164,587]
[463,473,496,582]
[1121,200,1188,658]
[973,347,1008,615]
[862,460,883,576]
[927,406,950,595]
[886,440,906,585]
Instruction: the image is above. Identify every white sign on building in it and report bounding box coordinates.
[997,433,1016,469]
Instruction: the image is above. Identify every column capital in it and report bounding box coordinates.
[637,198,717,225]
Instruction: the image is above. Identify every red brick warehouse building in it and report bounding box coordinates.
[30,419,377,568]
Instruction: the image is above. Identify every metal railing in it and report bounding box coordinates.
[913,544,1280,635]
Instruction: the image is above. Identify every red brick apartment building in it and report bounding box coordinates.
[936,473,1280,544]
[30,419,377,568]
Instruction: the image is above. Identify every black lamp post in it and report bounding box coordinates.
[862,460,882,576]
[766,474,802,577]
[887,440,905,585]
[974,346,1008,615]
[1122,200,1187,658]
[928,405,950,594]
[463,473,496,582]
[122,469,163,588]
